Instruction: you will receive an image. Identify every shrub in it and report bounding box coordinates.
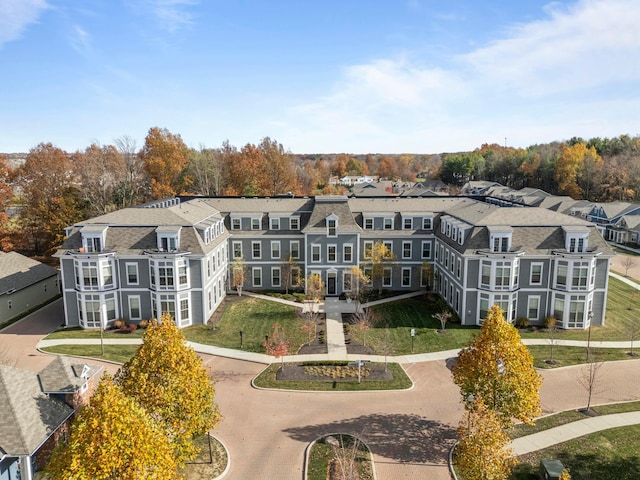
[543,316,557,328]
[114,318,126,329]
[139,319,149,329]
[129,324,137,332]
[515,317,530,328]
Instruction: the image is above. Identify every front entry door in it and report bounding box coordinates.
[327,273,336,295]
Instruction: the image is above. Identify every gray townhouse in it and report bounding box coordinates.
[56,195,613,330]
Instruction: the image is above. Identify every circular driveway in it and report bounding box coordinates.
[3,298,640,479]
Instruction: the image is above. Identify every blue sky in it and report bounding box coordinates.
[1,0,639,154]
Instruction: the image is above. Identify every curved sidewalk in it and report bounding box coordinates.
[511,411,640,456]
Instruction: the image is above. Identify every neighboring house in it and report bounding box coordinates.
[0,357,101,480]
[0,252,59,326]
[57,195,613,330]
[350,182,392,197]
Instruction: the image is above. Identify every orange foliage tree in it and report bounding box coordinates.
[141,127,189,199]
[264,322,289,369]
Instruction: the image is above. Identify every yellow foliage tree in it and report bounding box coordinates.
[46,375,179,480]
[452,305,542,425]
[555,143,601,199]
[115,314,221,465]
[456,396,516,480]
[367,241,396,295]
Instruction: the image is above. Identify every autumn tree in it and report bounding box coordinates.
[264,322,289,369]
[348,266,371,310]
[115,315,220,465]
[73,143,126,216]
[306,273,324,301]
[435,310,452,333]
[259,137,296,196]
[452,305,542,425]
[47,375,179,480]
[140,127,190,199]
[351,306,376,347]
[231,256,247,296]
[367,241,396,295]
[555,143,601,199]
[456,396,515,480]
[0,154,14,251]
[16,142,84,255]
[223,142,262,195]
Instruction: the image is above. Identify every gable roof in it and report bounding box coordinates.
[0,252,58,294]
[0,365,73,456]
[38,356,102,394]
[303,196,361,233]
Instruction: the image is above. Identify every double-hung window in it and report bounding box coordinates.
[252,241,261,259]
[327,245,337,262]
[271,241,281,259]
[343,244,353,262]
[311,244,321,262]
[402,241,412,259]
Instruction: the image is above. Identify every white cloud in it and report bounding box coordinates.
[69,24,91,55]
[0,0,48,48]
[277,0,640,153]
[145,0,198,33]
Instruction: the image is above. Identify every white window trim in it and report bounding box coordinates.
[383,217,394,230]
[270,217,281,230]
[402,241,412,259]
[421,241,431,259]
[527,295,541,321]
[327,244,337,263]
[231,217,241,230]
[289,217,300,230]
[290,240,300,259]
[383,267,392,287]
[311,244,321,263]
[252,267,262,287]
[252,241,262,259]
[128,295,141,320]
[271,267,281,287]
[403,217,413,230]
[125,262,139,285]
[401,267,411,287]
[232,241,242,259]
[530,262,544,286]
[271,240,281,260]
[251,217,261,230]
[343,243,353,263]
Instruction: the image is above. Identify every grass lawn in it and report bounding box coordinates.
[520,276,640,342]
[183,297,309,353]
[40,345,139,364]
[181,434,227,480]
[510,424,640,480]
[253,362,412,391]
[357,296,477,355]
[307,435,373,480]
[528,345,638,368]
[45,326,146,339]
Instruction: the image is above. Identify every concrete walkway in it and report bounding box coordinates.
[511,411,640,455]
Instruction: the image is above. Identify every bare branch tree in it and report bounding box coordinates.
[350,307,376,347]
[434,310,452,333]
[578,355,604,413]
[621,255,638,276]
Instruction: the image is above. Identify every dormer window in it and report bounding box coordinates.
[364,217,373,230]
[563,226,590,253]
[270,217,280,230]
[80,225,108,253]
[231,218,241,230]
[488,227,513,253]
[290,217,299,230]
[156,226,181,252]
[383,217,393,230]
[251,217,261,230]
[403,217,413,230]
[327,214,338,237]
[422,217,432,230]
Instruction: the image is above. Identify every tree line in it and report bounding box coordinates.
[2,128,639,258]
[439,134,640,201]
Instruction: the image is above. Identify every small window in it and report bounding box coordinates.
[126,263,139,285]
[271,241,281,259]
[364,241,373,259]
[530,263,543,285]
[327,217,337,237]
[402,267,411,287]
[403,218,413,230]
[402,241,412,259]
[343,244,353,263]
[232,218,241,230]
[383,267,392,287]
[383,217,393,230]
[251,217,261,230]
[232,241,242,259]
[364,218,373,230]
[421,241,431,259]
[129,296,141,320]
[270,217,280,230]
[290,241,300,259]
[290,217,299,230]
[272,267,281,287]
[252,267,262,287]
[311,244,321,262]
[252,241,261,259]
[422,217,432,230]
[328,245,337,262]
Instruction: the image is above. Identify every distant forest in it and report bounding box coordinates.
[1,129,639,258]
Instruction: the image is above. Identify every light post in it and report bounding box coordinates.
[410,328,415,353]
[586,311,593,361]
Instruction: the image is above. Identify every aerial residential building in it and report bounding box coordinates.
[56,195,613,330]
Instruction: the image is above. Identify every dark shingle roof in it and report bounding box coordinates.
[0,365,73,456]
[303,196,361,233]
[0,252,58,294]
[38,356,102,394]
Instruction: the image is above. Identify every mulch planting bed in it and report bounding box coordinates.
[275,363,394,382]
